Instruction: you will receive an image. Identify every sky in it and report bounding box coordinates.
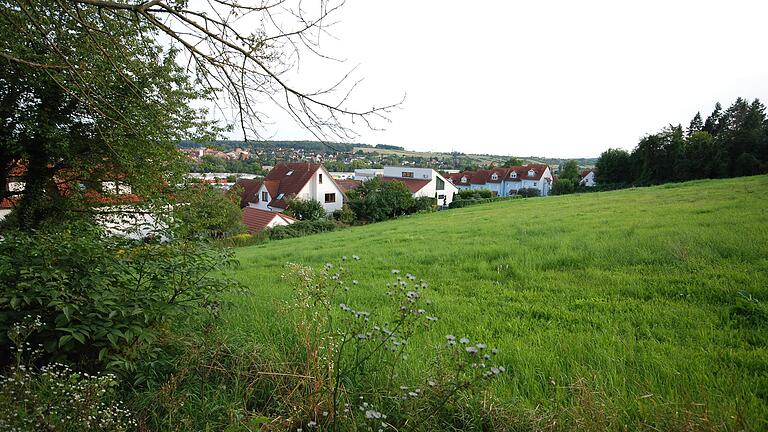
[217,0,768,158]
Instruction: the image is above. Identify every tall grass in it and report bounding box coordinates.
[167,175,768,430]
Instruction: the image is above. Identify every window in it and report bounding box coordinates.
[528,169,535,176]
[438,194,445,199]
[491,173,498,180]
[401,171,414,178]
[319,173,323,184]
[276,193,285,200]
[436,177,445,190]
[461,176,467,183]
[510,171,517,178]
[286,170,294,176]
[324,193,336,203]
[261,191,268,201]
[533,182,537,186]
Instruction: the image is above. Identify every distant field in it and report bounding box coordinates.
[227,176,768,430]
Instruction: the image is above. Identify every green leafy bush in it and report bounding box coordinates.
[266,219,338,240]
[449,196,520,209]
[457,189,494,199]
[0,223,238,379]
[332,203,357,225]
[285,198,327,221]
[517,187,541,198]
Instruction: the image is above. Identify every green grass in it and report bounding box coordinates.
[225,175,768,430]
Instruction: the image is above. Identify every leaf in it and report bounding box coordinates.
[107,333,119,346]
[72,332,86,344]
[58,334,72,347]
[62,305,73,322]
[98,347,109,361]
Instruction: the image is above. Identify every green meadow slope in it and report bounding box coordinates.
[228,175,768,430]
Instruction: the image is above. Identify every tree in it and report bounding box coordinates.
[559,160,580,182]
[285,198,327,221]
[501,158,523,167]
[687,112,703,137]
[551,178,577,195]
[703,102,724,136]
[595,148,632,184]
[346,177,416,222]
[172,183,246,239]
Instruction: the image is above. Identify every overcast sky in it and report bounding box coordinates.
[222,0,768,158]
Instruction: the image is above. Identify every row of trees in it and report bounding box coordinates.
[596,98,768,185]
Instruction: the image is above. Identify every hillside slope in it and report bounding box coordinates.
[229,175,768,430]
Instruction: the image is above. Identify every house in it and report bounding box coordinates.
[242,207,296,233]
[381,166,459,207]
[243,162,345,213]
[580,170,596,187]
[445,164,554,196]
[353,168,383,181]
[335,179,363,193]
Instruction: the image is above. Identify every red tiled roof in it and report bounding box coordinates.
[580,169,593,178]
[235,178,262,208]
[381,176,431,193]
[445,164,550,185]
[262,162,322,207]
[336,179,362,193]
[242,207,296,233]
[0,197,17,209]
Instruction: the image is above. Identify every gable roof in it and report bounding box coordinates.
[261,162,321,208]
[234,178,262,208]
[580,169,593,178]
[381,177,431,193]
[445,164,550,185]
[242,207,296,233]
[336,179,362,193]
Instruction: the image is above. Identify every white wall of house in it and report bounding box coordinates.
[580,171,596,187]
[383,166,435,180]
[297,166,344,213]
[252,184,271,211]
[265,215,294,229]
[384,167,458,207]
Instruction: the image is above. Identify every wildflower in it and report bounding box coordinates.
[446,335,456,341]
[365,410,383,419]
[492,348,499,355]
[391,269,400,274]
[357,334,367,340]
[476,343,487,350]
[428,380,437,387]
[352,280,358,285]
[466,346,478,354]
[307,421,317,428]
[459,337,470,344]
[426,316,437,322]
[352,255,360,260]
[342,256,348,260]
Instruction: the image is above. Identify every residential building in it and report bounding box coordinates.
[445,164,553,196]
[242,207,296,233]
[381,166,459,207]
[580,170,597,187]
[241,162,345,213]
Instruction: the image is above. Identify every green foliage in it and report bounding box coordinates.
[0,2,218,230]
[0,223,238,379]
[228,175,768,431]
[285,198,326,221]
[551,178,578,195]
[449,196,519,209]
[346,177,419,222]
[332,203,357,225]
[559,160,580,181]
[266,219,337,240]
[501,157,523,167]
[458,189,494,199]
[171,183,246,239]
[517,187,541,197]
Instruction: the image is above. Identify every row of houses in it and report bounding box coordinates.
[234,163,461,232]
[444,164,554,197]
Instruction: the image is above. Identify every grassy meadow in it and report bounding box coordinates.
[222,175,768,430]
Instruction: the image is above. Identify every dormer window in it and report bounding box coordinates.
[510,171,517,178]
[461,176,467,183]
[528,169,535,177]
[491,173,498,180]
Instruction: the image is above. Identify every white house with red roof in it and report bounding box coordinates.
[580,169,596,187]
[382,166,458,207]
[242,207,296,233]
[446,164,553,197]
[245,162,345,213]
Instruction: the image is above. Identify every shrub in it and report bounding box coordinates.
[0,222,239,380]
[457,189,494,199]
[0,316,136,431]
[266,219,338,240]
[332,203,356,225]
[285,197,327,221]
[410,196,437,213]
[517,187,541,198]
[346,177,417,222]
[449,196,520,209]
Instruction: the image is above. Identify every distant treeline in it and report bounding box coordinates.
[596,98,768,185]
[179,140,403,153]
